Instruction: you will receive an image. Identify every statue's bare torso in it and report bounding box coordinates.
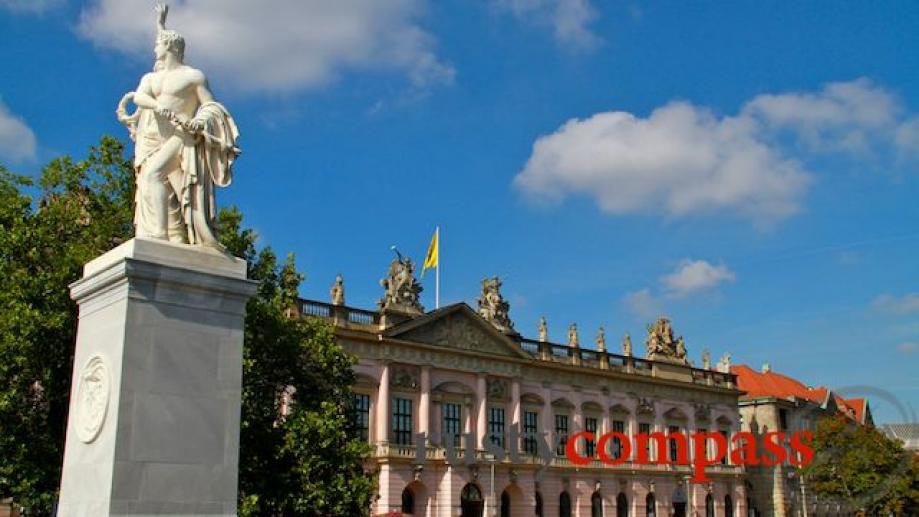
[140,65,212,125]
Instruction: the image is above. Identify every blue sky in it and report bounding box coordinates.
[1,0,917,423]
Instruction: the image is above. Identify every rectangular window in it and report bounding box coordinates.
[555,414,569,456]
[668,425,681,461]
[353,393,370,442]
[442,403,461,447]
[779,409,788,431]
[719,430,730,464]
[612,420,625,458]
[639,423,652,459]
[523,411,539,455]
[392,397,413,446]
[489,407,506,447]
[698,427,709,460]
[585,417,598,457]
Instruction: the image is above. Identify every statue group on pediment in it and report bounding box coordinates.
[645,317,689,365]
[379,252,424,315]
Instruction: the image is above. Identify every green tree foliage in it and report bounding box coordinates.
[0,139,375,515]
[217,208,376,516]
[804,415,919,516]
[0,137,133,512]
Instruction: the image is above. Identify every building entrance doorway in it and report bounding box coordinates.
[672,502,686,517]
[461,483,484,517]
[672,485,688,517]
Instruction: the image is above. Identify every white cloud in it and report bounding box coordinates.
[743,78,901,155]
[661,259,735,298]
[872,293,919,316]
[897,342,917,355]
[622,288,663,319]
[514,101,810,224]
[0,100,37,164]
[514,79,919,225]
[494,0,600,49]
[895,117,919,158]
[78,0,455,93]
[0,0,62,14]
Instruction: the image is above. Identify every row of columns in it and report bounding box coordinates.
[375,363,736,464]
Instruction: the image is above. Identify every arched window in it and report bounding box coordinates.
[592,492,603,517]
[501,490,510,517]
[461,484,483,517]
[646,493,656,517]
[724,495,734,517]
[705,494,714,517]
[616,493,628,517]
[535,491,544,517]
[401,487,415,515]
[559,491,572,517]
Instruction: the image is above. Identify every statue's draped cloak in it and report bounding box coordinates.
[181,102,239,246]
[132,101,239,247]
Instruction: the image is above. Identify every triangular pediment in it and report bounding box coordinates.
[385,304,530,359]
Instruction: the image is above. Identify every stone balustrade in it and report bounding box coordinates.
[297,298,737,389]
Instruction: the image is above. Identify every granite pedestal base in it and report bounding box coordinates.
[58,238,256,516]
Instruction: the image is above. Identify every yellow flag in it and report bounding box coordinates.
[422,227,438,276]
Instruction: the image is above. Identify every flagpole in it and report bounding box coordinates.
[435,226,440,309]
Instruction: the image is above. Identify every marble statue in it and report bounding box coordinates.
[622,333,632,356]
[702,348,711,370]
[379,251,423,314]
[330,274,345,306]
[567,323,579,347]
[717,352,732,373]
[538,316,548,342]
[595,326,606,352]
[116,3,240,247]
[476,276,515,332]
[645,317,689,365]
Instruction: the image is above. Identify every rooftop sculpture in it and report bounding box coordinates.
[476,276,515,333]
[330,274,345,306]
[567,323,579,347]
[645,317,689,365]
[379,251,424,315]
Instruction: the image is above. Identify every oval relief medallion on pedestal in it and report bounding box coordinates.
[75,355,110,443]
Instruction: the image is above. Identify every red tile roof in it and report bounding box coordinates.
[731,364,827,403]
[731,364,868,423]
[838,397,867,424]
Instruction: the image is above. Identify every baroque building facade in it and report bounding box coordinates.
[297,256,749,517]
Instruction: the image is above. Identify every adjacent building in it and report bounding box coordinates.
[299,256,749,517]
[732,364,873,517]
[879,424,919,454]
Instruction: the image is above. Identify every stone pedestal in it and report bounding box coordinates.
[58,238,256,517]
